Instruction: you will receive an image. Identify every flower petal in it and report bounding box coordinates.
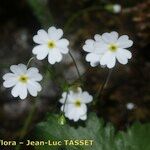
[48,26,63,40]
[3,73,16,80]
[59,92,67,104]
[119,49,132,59]
[94,34,102,42]
[27,67,43,81]
[11,83,27,99]
[110,31,118,40]
[100,51,116,68]
[33,35,46,44]
[19,85,27,99]
[27,67,38,74]
[48,49,62,64]
[27,81,42,96]
[95,41,108,54]
[63,104,87,122]
[117,35,133,48]
[116,49,131,64]
[56,39,69,54]
[102,32,118,43]
[80,114,87,120]
[86,53,100,67]
[10,64,27,75]
[83,39,95,53]
[80,91,93,103]
[68,88,83,103]
[11,84,20,97]
[3,78,17,88]
[32,45,49,60]
[33,29,49,44]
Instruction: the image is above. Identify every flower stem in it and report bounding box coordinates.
[27,57,35,68]
[15,100,36,150]
[64,6,103,32]
[59,50,87,122]
[69,51,82,83]
[62,90,69,113]
[27,0,54,28]
[94,69,113,102]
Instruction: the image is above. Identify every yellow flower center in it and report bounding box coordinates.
[47,40,56,49]
[75,100,81,107]
[18,75,29,83]
[108,43,118,52]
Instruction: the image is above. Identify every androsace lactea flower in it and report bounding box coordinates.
[33,26,69,64]
[83,31,133,68]
[112,4,121,13]
[126,103,135,110]
[59,87,93,122]
[3,64,43,99]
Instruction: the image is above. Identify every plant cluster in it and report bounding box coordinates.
[3,26,133,122]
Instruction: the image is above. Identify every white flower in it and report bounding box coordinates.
[83,31,133,68]
[3,64,43,99]
[33,26,69,64]
[59,87,93,122]
[113,4,121,13]
[83,34,103,67]
[126,103,135,110]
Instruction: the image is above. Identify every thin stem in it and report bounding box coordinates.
[69,51,82,82]
[64,6,103,32]
[15,100,36,150]
[20,101,36,139]
[68,67,90,87]
[62,90,69,113]
[94,69,113,101]
[27,57,34,68]
[60,67,91,116]
[27,0,54,28]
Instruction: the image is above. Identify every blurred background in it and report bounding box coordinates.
[0,0,150,149]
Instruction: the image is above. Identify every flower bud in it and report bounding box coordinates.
[105,4,121,14]
[58,114,66,125]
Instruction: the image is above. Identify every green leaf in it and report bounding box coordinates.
[34,113,150,150]
[27,0,54,28]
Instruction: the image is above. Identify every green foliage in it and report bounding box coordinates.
[27,0,54,28]
[34,113,150,150]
